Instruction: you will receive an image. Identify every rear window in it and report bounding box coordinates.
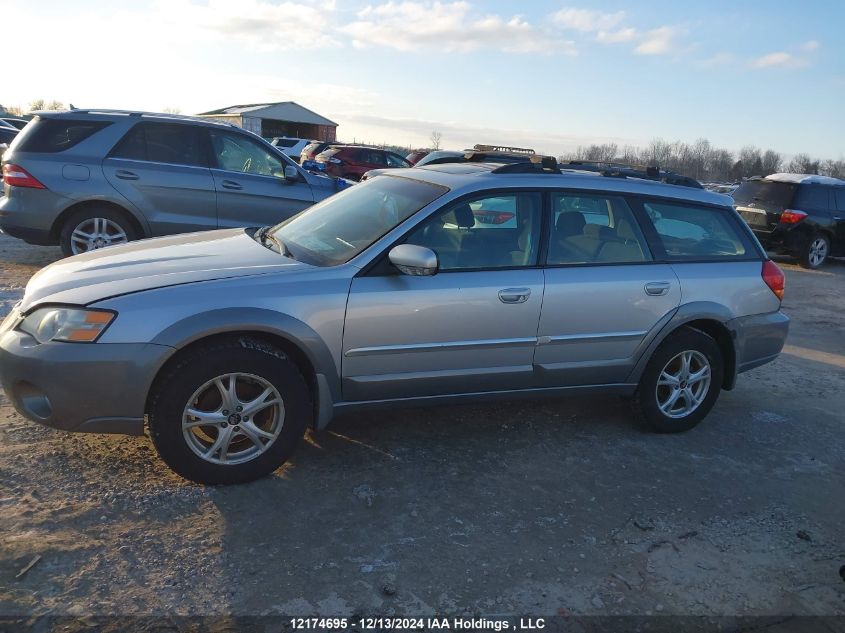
[110,123,207,168]
[643,201,754,260]
[732,180,796,209]
[15,118,111,153]
[793,184,831,211]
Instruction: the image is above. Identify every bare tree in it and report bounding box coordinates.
[28,99,45,112]
[429,130,442,151]
[787,153,819,174]
[820,159,845,179]
[761,150,782,176]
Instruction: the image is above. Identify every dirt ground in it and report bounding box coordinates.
[0,231,843,621]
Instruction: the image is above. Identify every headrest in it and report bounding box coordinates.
[453,204,474,229]
[583,224,613,240]
[555,211,586,237]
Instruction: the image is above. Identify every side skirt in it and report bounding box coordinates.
[331,383,638,416]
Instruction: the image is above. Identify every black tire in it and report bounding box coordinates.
[632,327,723,433]
[59,206,138,257]
[797,233,830,269]
[147,337,312,485]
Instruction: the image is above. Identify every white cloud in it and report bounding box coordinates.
[634,26,685,55]
[596,28,638,43]
[159,0,339,50]
[341,1,574,54]
[750,51,807,69]
[801,40,820,52]
[552,8,625,32]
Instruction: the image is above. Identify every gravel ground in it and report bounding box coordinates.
[0,232,843,621]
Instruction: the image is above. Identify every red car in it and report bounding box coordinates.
[406,149,430,165]
[316,146,411,181]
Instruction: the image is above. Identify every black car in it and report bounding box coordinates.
[733,174,845,268]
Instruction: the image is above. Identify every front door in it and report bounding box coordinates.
[103,122,217,236]
[342,192,545,401]
[207,129,315,228]
[535,191,681,386]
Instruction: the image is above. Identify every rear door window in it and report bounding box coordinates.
[548,193,651,265]
[15,118,111,153]
[641,200,754,260]
[110,123,208,167]
[835,189,845,212]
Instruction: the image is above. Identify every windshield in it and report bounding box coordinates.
[271,176,449,266]
[732,180,796,210]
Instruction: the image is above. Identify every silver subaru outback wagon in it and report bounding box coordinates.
[0,159,789,484]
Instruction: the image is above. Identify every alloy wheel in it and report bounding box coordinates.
[655,350,712,419]
[70,217,129,254]
[808,237,828,268]
[182,373,285,465]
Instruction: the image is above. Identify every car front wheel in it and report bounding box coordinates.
[632,327,723,433]
[147,337,312,485]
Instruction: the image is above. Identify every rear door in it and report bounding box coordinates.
[208,129,315,228]
[536,191,681,386]
[103,122,217,236]
[834,189,845,254]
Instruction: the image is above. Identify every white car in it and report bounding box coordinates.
[270,137,312,162]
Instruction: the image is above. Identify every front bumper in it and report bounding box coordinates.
[0,329,174,435]
[730,310,790,374]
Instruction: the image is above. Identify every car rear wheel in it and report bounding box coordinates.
[147,337,312,485]
[798,234,829,269]
[60,207,137,256]
[632,327,723,433]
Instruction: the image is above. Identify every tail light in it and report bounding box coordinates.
[780,209,807,224]
[474,211,515,225]
[3,164,46,189]
[762,260,785,301]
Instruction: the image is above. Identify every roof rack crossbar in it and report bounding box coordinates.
[37,108,239,127]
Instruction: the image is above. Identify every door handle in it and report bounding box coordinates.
[221,180,243,190]
[645,281,671,296]
[115,169,139,180]
[498,288,531,304]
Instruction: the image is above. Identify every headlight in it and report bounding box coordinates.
[18,307,115,343]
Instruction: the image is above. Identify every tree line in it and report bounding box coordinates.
[559,139,844,182]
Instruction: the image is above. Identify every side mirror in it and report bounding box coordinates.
[283,165,300,183]
[388,244,438,276]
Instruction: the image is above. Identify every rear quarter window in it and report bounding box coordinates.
[14,118,111,153]
[793,184,831,211]
[642,200,756,260]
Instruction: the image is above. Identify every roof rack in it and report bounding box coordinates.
[562,160,660,178]
[560,160,702,189]
[473,144,535,155]
[39,108,239,128]
[491,156,560,174]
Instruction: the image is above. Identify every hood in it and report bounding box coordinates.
[21,228,309,310]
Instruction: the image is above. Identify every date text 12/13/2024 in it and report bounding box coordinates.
[290,617,546,630]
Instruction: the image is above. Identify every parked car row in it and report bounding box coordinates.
[0,110,353,255]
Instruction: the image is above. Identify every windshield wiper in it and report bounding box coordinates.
[256,226,294,259]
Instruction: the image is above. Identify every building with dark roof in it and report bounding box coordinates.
[197,102,337,141]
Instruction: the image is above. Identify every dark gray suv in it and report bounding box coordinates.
[0,109,351,255]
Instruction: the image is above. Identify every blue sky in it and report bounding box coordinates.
[5,0,844,158]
